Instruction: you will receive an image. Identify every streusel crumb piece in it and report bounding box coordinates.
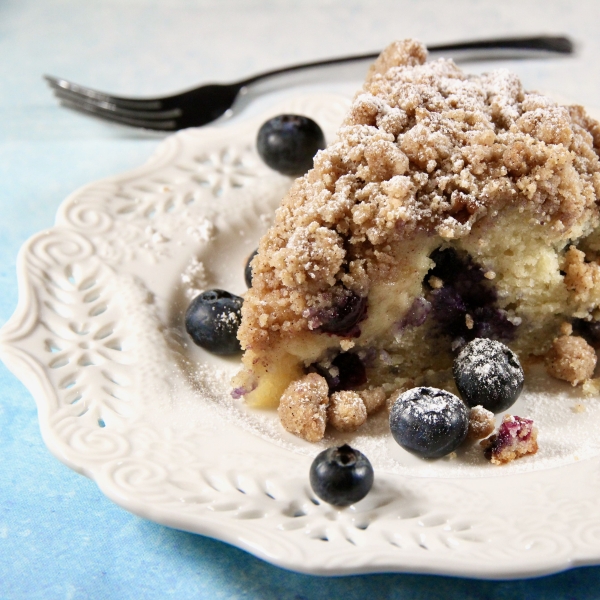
[546,335,597,385]
[466,405,495,441]
[481,415,538,465]
[428,276,443,289]
[278,373,329,442]
[386,380,415,412]
[583,377,600,396]
[327,391,367,432]
[560,322,573,336]
[563,246,600,304]
[358,387,387,414]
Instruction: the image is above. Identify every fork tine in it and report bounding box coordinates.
[44,75,164,110]
[46,36,575,132]
[56,96,178,131]
[51,87,182,121]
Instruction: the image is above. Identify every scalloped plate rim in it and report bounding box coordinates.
[3,91,600,580]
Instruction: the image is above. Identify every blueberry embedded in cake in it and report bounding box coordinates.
[233,38,600,442]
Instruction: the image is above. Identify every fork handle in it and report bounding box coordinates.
[240,35,573,86]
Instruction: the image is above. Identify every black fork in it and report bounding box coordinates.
[44,35,573,131]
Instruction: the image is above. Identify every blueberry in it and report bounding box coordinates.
[453,338,524,413]
[389,387,469,459]
[572,318,600,347]
[428,247,465,283]
[309,444,374,506]
[185,289,243,355]
[310,352,367,393]
[257,114,325,176]
[397,296,431,331]
[426,247,518,346]
[318,291,368,338]
[245,249,258,288]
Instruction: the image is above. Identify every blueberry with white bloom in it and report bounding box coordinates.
[389,387,469,458]
[453,338,524,413]
[185,289,243,355]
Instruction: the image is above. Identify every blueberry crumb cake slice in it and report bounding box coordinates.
[233,39,600,442]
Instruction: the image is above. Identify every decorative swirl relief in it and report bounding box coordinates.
[28,228,95,269]
[55,418,131,462]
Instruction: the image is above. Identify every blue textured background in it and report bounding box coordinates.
[2,1,600,597]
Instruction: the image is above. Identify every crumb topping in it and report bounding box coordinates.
[428,275,443,289]
[563,245,600,306]
[278,373,329,442]
[358,387,387,414]
[583,377,600,396]
[327,391,367,432]
[466,405,495,441]
[546,334,597,385]
[560,321,574,336]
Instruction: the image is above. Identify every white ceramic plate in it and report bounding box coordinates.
[4,93,600,579]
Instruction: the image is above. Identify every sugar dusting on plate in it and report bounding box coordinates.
[165,357,600,479]
[168,243,600,479]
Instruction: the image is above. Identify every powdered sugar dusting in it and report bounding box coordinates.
[181,256,210,299]
[186,217,215,242]
[176,356,600,478]
[238,38,600,402]
[103,79,600,479]
[393,386,462,418]
[145,279,600,478]
[455,338,523,395]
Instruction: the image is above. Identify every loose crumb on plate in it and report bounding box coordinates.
[546,334,596,386]
[466,405,495,441]
[327,390,367,432]
[481,414,538,465]
[583,377,600,396]
[358,387,387,414]
[278,373,329,442]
